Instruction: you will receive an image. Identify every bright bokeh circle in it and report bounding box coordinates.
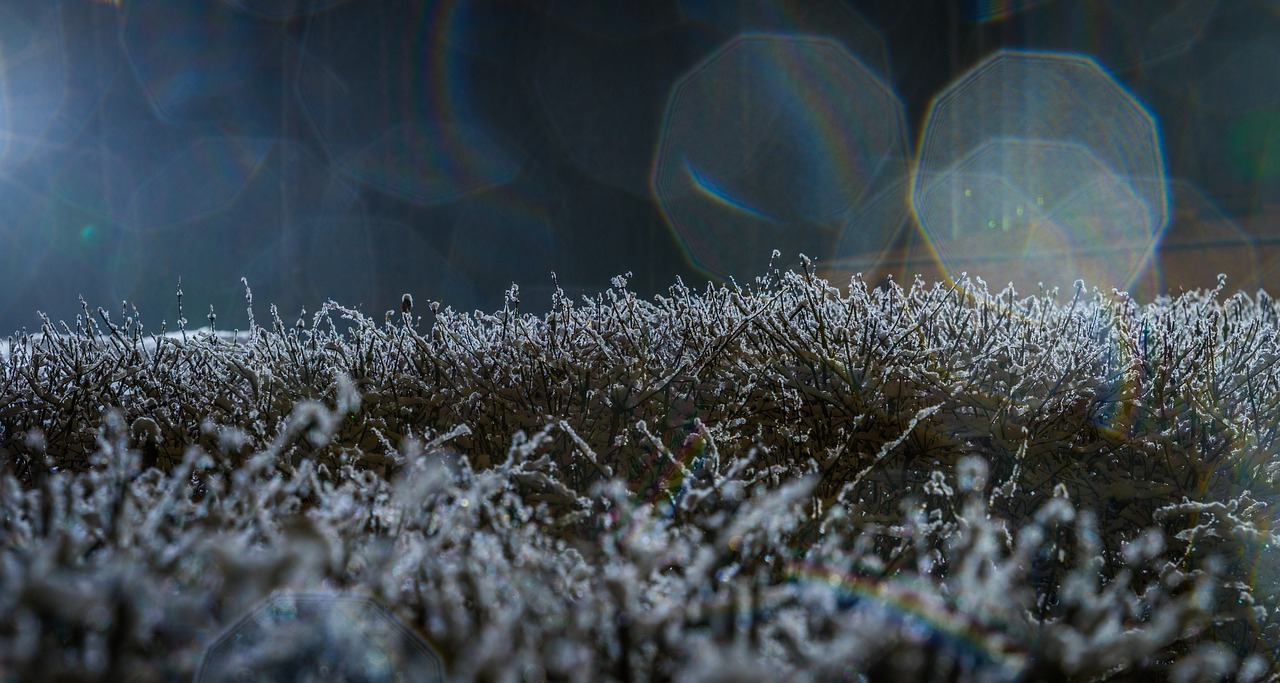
[653,33,909,281]
[913,50,1168,295]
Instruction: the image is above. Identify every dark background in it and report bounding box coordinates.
[0,0,1275,336]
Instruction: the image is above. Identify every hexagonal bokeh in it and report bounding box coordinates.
[961,0,1048,24]
[534,22,691,197]
[913,50,1168,295]
[542,0,683,41]
[197,591,444,683]
[35,144,137,224]
[299,218,477,318]
[124,140,381,326]
[0,177,144,328]
[447,180,563,309]
[438,0,543,68]
[1013,0,1220,73]
[129,137,274,230]
[298,3,519,205]
[0,3,66,173]
[653,33,909,282]
[1166,39,1280,217]
[219,0,354,21]
[677,0,892,81]
[1150,179,1260,297]
[121,0,288,134]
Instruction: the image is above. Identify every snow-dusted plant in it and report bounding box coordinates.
[1,256,1278,680]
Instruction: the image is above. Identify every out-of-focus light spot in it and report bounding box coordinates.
[130,137,273,230]
[33,199,144,309]
[37,146,136,223]
[447,180,562,311]
[0,63,9,164]
[0,167,149,328]
[534,23,693,197]
[130,141,369,325]
[218,0,353,21]
[785,565,1028,680]
[1145,179,1259,299]
[913,50,1168,295]
[440,0,540,68]
[0,5,66,173]
[1143,1,1220,66]
[542,0,683,40]
[961,0,1048,24]
[298,3,518,205]
[1195,43,1280,113]
[121,1,286,134]
[0,180,52,288]
[1014,1,1218,73]
[683,154,777,223]
[1225,109,1280,182]
[301,219,472,316]
[1162,39,1280,215]
[199,592,443,682]
[678,0,891,80]
[653,33,909,281]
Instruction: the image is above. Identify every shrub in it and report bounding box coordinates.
[0,256,1276,681]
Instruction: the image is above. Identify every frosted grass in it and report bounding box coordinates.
[1,257,1278,680]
